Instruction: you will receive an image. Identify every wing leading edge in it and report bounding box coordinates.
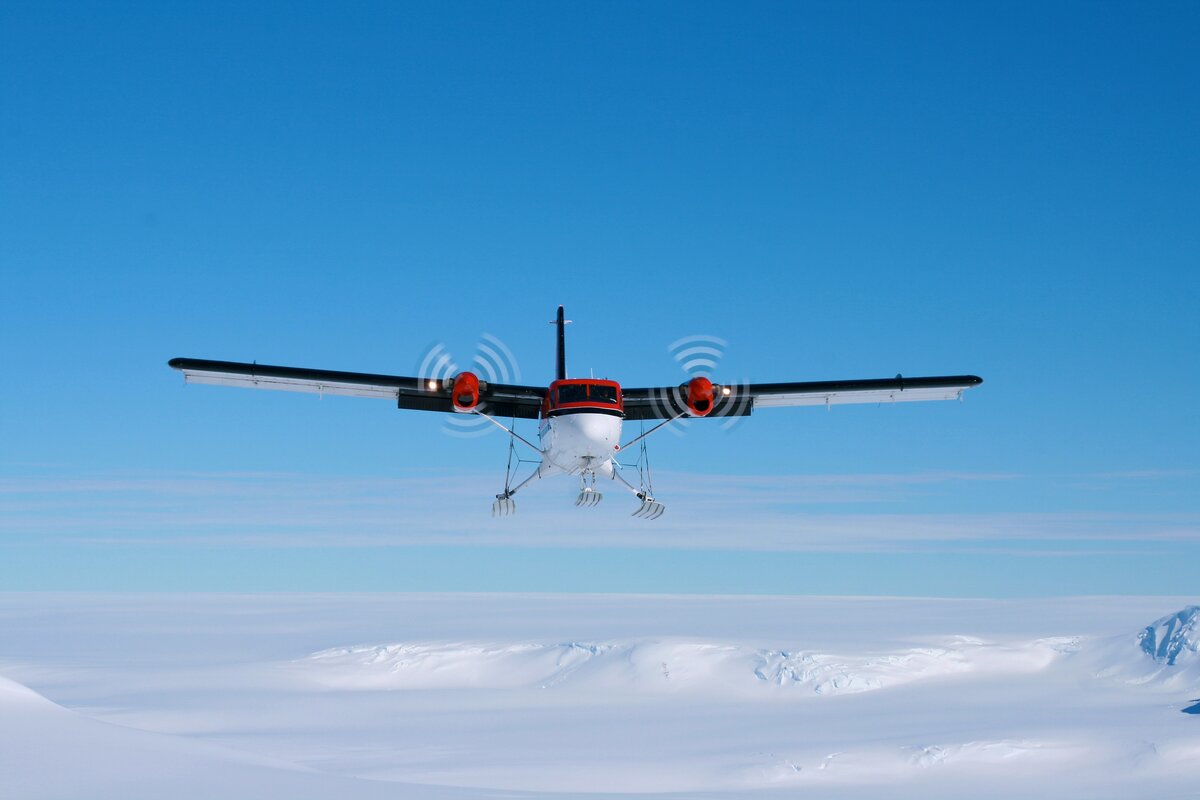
[167,358,547,419]
[621,374,983,420]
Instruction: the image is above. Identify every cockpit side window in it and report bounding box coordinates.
[557,384,589,404]
[590,384,618,404]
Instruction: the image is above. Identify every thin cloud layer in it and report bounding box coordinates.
[1,469,1195,555]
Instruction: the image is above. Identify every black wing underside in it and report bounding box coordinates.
[167,358,547,419]
[621,375,984,420]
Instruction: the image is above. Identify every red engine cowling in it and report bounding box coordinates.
[451,371,480,412]
[686,376,715,417]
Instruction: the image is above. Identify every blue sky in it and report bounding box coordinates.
[1,1,1197,594]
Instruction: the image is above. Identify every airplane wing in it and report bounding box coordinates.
[167,358,547,419]
[621,374,983,421]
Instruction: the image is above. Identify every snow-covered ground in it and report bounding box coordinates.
[1,594,1197,798]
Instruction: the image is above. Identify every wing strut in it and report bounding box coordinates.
[615,413,686,452]
[470,410,542,455]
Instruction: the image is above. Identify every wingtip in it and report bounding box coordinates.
[168,357,185,369]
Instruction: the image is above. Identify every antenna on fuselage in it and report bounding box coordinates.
[551,305,572,380]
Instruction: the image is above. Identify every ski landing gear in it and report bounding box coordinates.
[611,469,665,519]
[575,473,602,508]
[492,491,516,517]
[486,412,546,517]
[632,492,665,519]
[491,459,547,517]
[612,421,667,519]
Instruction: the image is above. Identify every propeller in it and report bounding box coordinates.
[416,333,522,438]
[645,333,750,431]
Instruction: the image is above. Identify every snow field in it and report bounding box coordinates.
[1,594,1196,798]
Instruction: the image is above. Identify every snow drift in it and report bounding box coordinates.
[0,670,470,800]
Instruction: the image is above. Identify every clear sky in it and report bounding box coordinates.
[1,1,1197,595]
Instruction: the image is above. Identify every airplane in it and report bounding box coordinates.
[168,306,982,519]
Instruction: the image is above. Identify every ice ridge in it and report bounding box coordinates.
[1138,606,1199,666]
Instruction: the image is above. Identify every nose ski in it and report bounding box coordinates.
[575,488,603,507]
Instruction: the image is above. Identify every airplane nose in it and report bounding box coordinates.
[576,414,619,454]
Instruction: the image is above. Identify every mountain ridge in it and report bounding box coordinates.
[1138,606,1199,666]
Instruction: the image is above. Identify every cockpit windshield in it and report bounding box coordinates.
[551,382,621,407]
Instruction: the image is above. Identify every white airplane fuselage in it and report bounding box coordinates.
[529,377,626,479]
[538,411,622,476]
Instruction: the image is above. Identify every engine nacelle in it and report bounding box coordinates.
[685,376,715,417]
[451,371,481,412]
